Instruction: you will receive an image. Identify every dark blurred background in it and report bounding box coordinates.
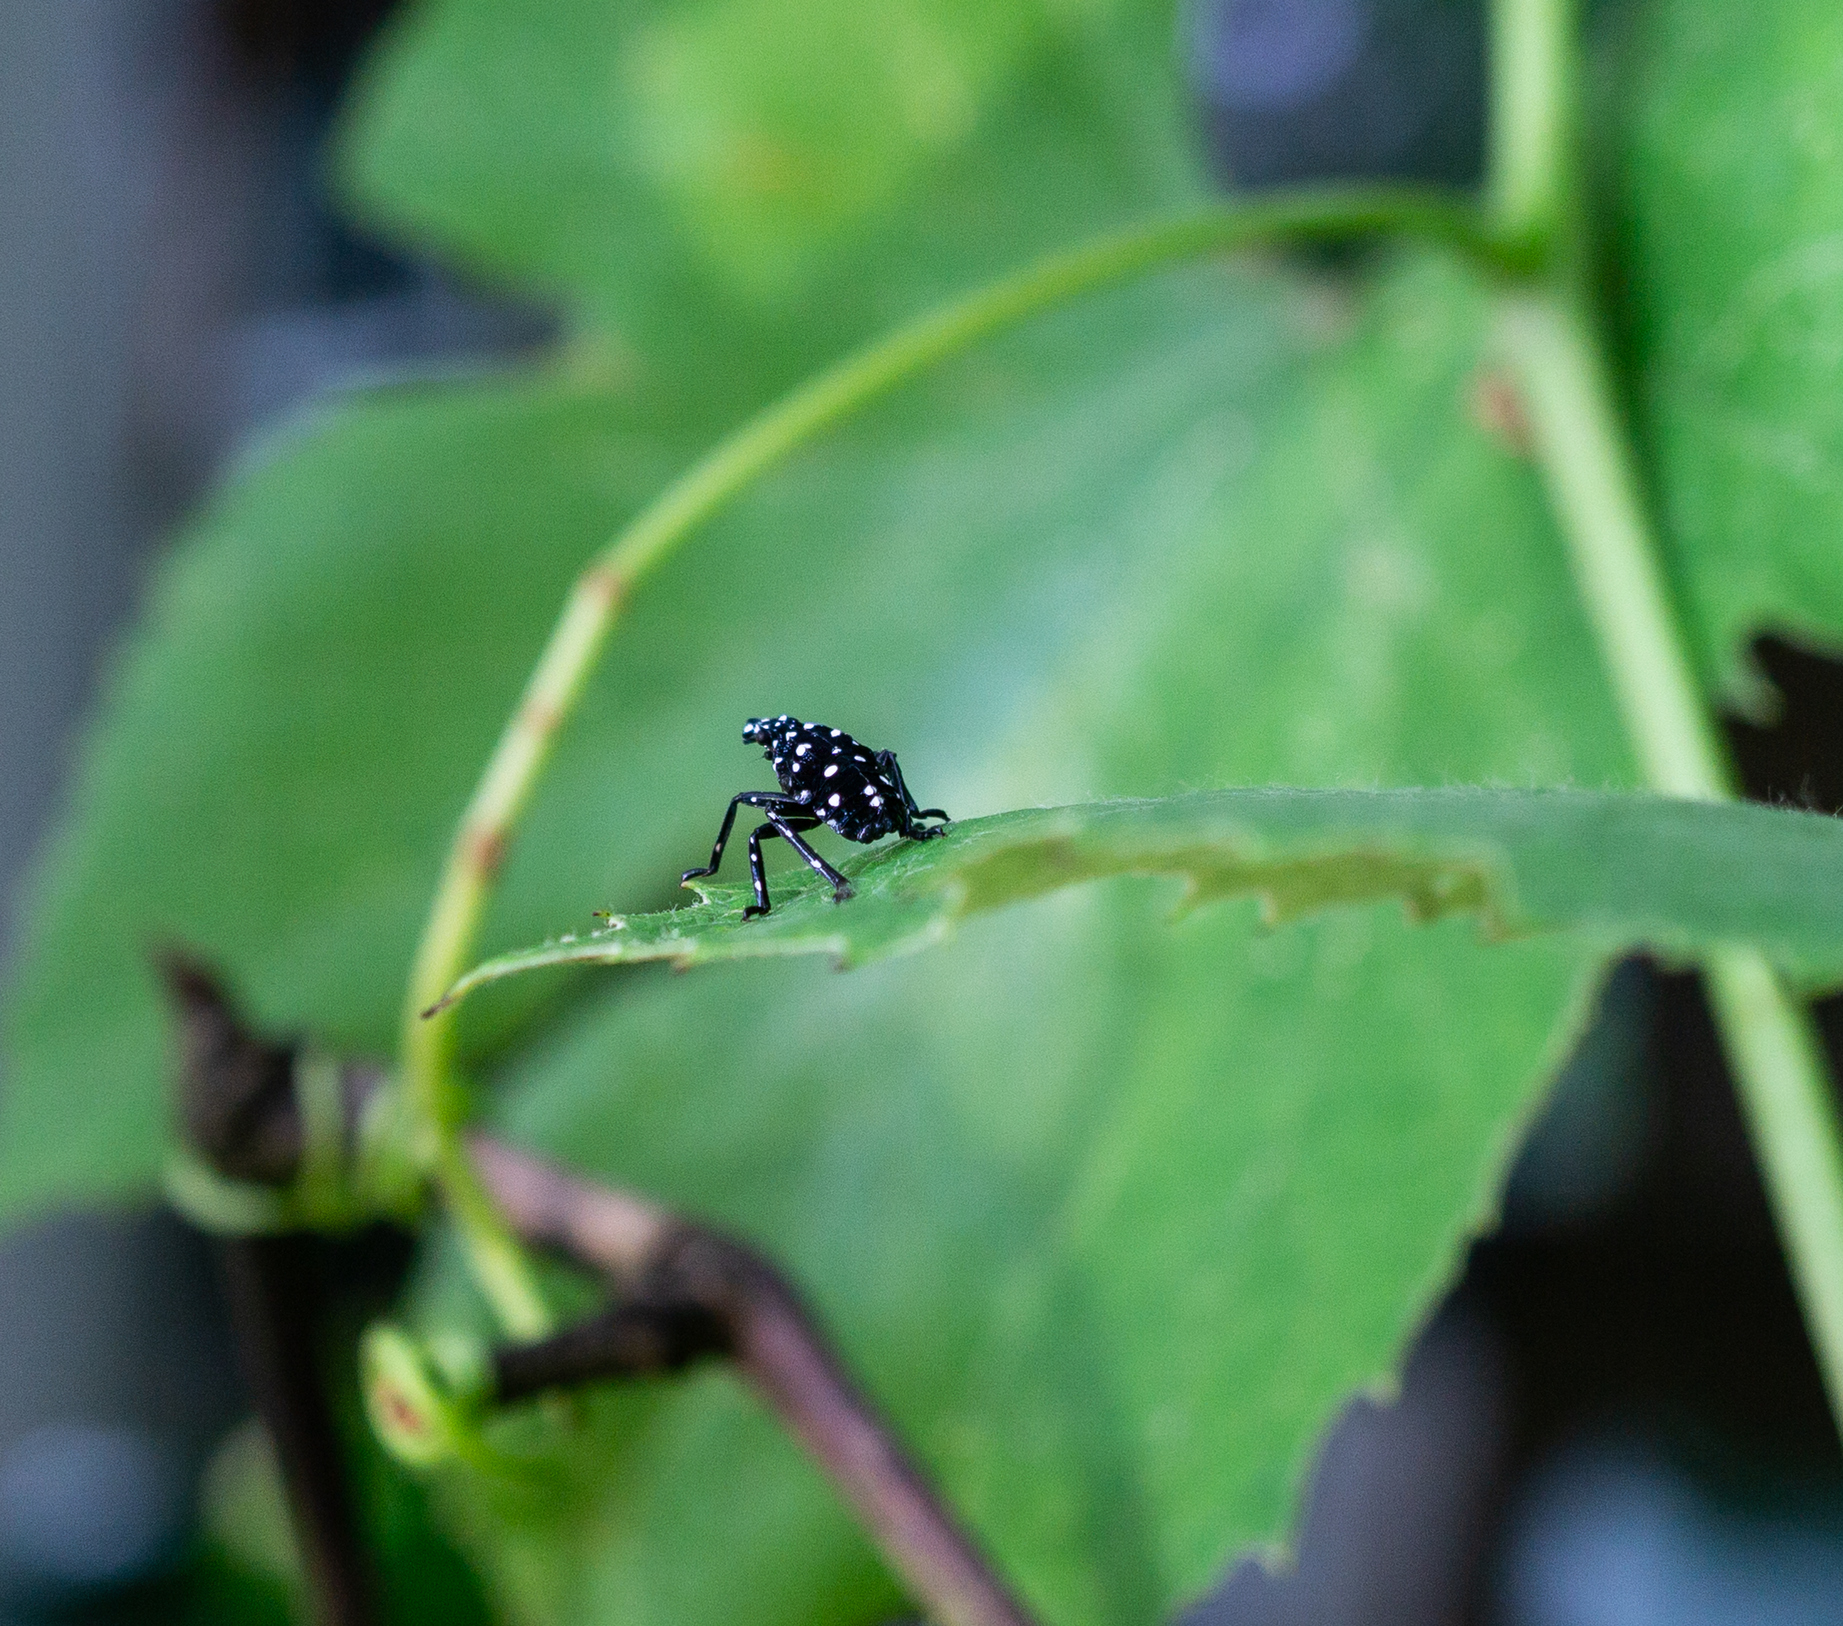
[3,1,1842,1621]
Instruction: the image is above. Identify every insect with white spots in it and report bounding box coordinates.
[681,716,950,918]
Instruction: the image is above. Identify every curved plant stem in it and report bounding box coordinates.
[1502,290,1843,1427]
[401,182,1503,1333]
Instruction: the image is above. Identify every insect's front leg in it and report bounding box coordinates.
[742,823,778,919]
[683,792,784,886]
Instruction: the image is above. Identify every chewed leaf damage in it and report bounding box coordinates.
[430,787,1843,1016]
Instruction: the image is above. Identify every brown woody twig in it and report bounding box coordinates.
[474,1138,1039,1626]
[218,1236,380,1626]
[161,956,379,1626]
[162,960,1039,1626]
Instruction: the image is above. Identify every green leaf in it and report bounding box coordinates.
[13,0,1843,1609]
[437,788,1843,1007]
[1614,0,1843,696]
[409,251,1632,1623]
[456,908,1596,1624]
[340,0,1205,400]
[5,231,1631,1620]
[2,0,1672,1619]
[0,368,689,1216]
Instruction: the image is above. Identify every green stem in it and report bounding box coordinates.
[401,182,1500,1333]
[1498,297,1730,798]
[1502,289,1843,1427]
[1487,0,1577,260]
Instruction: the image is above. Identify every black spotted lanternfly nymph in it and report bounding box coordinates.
[680,716,950,918]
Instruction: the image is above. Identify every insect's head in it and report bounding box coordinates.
[743,716,795,752]
[743,714,800,760]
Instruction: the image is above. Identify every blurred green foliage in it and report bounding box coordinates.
[1613,0,1843,698]
[6,0,1843,1621]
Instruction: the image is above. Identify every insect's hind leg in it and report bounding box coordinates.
[876,751,949,834]
[771,816,854,904]
[903,801,952,839]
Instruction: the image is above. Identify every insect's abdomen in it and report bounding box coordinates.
[759,718,901,843]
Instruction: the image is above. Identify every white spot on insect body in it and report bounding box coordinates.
[829,793,841,807]
[824,764,838,777]
[796,744,811,755]
[830,729,841,736]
